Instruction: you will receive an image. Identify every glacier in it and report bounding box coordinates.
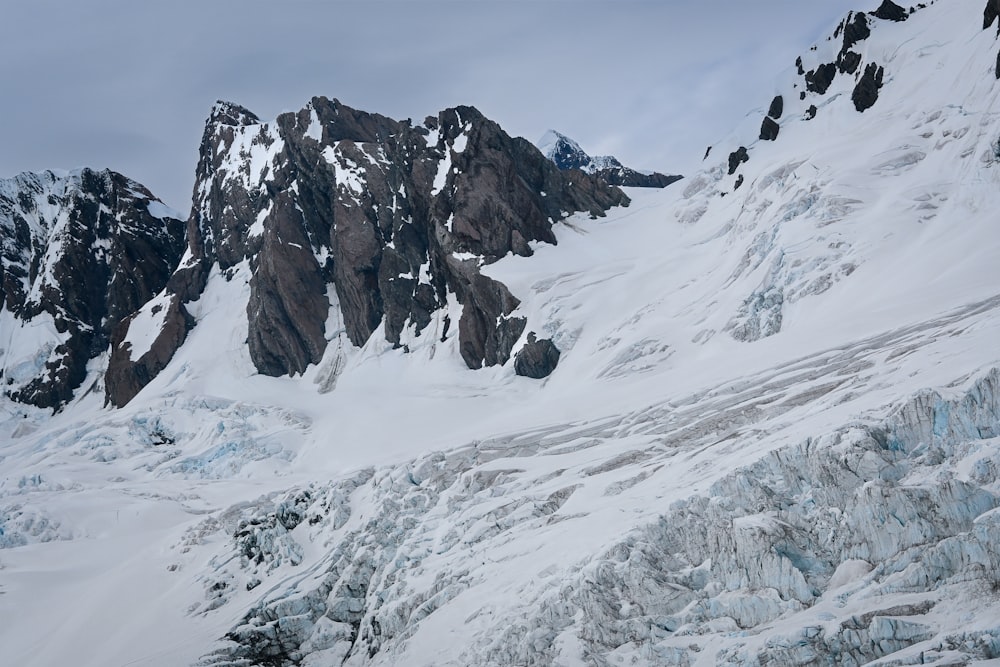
[1,0,1000,665]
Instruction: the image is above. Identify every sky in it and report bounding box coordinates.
[0,0,873,211]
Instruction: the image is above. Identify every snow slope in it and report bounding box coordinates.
[2,0,1000,665]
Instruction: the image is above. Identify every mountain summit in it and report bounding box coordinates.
[537,129,683,188]
[0,168,185,409]
[109,99,627,406]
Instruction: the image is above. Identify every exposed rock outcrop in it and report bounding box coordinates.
[537,130,682,188]
[853,62,886,112]
[985,0,1000,31]
[727,147,749,175]
[767,95,784,119]
[106,294,193,408]
[0,169,185,409]
[107,99,628,404]
[838,49,863,74]
[805,63,838,95]
[513,333,561,379]
[760,116,780,141]
[874,0,909,22]
[839,12,872,53]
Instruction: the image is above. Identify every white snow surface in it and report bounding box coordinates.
[122,292,173,362]
[3,2,1000,665]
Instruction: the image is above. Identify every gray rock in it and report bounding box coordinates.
[839,12,872,53]
[853,62,885,112]
[873,0,908,22]
[760,116,780,141]
[985,0,1000,31]
[768,95,784,119]
[247,193,329,377]
[514,333,561,379]
[106,295,194,408]
[117,98,628,399]
[838,49,862,74]
[0,169,185,409]
[727,147,749,175]
[805,63,837,95]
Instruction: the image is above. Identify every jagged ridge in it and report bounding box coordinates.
[538,129,683,188]
[0,169,185,409]
[106,98,627,406]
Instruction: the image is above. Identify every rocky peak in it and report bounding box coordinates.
[105,98,629,405]
[537,130,683,188]
[537,130,591,171]
[209,100,261,128]
[873,0,909,22]
[0,168,185,409]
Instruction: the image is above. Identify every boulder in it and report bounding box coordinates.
[514,333,561,379]
[728,147,749,175]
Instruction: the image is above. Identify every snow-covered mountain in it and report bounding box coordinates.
[0,168,185,408]
[102,99,626,407]
[2,1,1000,665]
[537,129,684,188]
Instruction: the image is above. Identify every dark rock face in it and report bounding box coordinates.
[734,174,745,190]
[805,63,838,95]
[760,117,780,142]
[805,105,818,120]
[853,63,886,112]
[596,168,683,189]
[514,333,560,379]
[728,147,749,175]
[874,0,908,22]
[840,12,872,53]
[802,13,875,100]
[985,0,1000,31]
[768,96,784,119]
[106,295,193,408]
[996,49,1000,79]
[456,272,525,369]
[247,194,329,376]
[538,131,682,188]
[0,169,185,409]
[838,50,863,75]
[108,99,628,403]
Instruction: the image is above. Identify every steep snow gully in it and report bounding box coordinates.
[2,0,1000,666]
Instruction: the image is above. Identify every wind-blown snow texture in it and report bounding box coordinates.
[2,1,1000,665]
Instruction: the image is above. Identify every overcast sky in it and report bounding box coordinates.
[1,1,873,210]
